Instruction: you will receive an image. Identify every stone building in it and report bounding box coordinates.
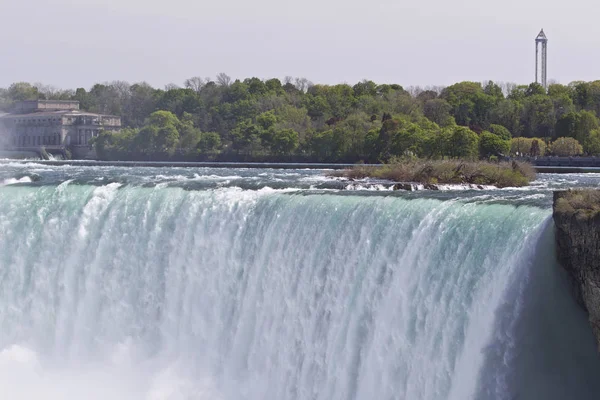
[0,100,121,159]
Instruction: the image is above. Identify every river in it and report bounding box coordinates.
[0,162,599,399]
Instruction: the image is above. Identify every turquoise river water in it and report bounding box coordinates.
[0,162,599,399]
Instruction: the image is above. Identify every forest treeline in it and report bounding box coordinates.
[2,77,600,161]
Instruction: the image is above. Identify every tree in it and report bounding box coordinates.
[389,122,426,158]
[244,77,268,96]
[230,120,263,155]
[197,132,222,153]
[584,129,600,155]
[521,95,555,138]
[156,88,202,118]
[265,78,283,94]
[576,110,599,143]
[555,110,599,143]
[270,129,299,155]
[256,110,277,130]
[525,82,546,97]
[489,99,522,137]
[548,83,573,99]
[148,110,180,127]
[479,131,510,158]
[7,82,39,101]
[510,137,547,157]
[488,124,511,140]
[14,76,600,163]
[573,82,592,110]
[126,82,158,127]
[216,73,232,87]
[447,126,479,159]
[304,94,330,119]
[483,81,504,99]
[440,81,482,126]
[184,76,207,93]
[308,129,336,160]
[423,99,453,127]
[353,80,378,97]
[549,137,583,156]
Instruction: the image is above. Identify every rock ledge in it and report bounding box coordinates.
[553,190,600,350]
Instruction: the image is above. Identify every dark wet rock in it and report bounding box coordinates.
[393,183,415,191]
[424,183,439,191]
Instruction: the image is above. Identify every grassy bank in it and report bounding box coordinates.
[331,160,536,188]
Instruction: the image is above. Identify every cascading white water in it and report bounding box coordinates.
[0,181,599,399]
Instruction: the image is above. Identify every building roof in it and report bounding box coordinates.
[536,29,548,42]
[0,110,120,119]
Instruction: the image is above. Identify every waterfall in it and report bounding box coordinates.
[0,182,598,399]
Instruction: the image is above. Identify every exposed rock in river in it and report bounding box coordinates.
[553,190,600,350]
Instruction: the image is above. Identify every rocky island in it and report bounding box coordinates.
[332,160,536,189]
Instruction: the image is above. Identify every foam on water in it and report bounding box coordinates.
[1,176,32,186]
[0,179,599,399]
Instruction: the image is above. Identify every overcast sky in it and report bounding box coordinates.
[0,0,598,90]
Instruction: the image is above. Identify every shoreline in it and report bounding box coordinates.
[1,159,600,173]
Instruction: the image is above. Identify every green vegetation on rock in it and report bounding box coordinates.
[554,190,600,218]
[332,160,536,188]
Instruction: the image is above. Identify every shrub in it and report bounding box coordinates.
[555,190,600,218]
[549,137,583,156]
[510,137,547,156]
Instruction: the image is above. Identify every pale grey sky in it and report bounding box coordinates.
[1,0,598,89]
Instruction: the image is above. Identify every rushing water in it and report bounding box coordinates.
[0,163,600,400]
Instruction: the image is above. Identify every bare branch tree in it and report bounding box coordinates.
[294,77,313,93]
[406,86,424,97]
[164,83,180,91]
[216,73,232,87]
[109,80,132,99]
[184,76,206,92]
[500,82,518,97]
[33,83,74,100]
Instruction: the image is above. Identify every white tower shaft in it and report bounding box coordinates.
[535,29,548,88]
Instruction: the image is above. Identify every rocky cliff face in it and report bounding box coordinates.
[553,190,600,350]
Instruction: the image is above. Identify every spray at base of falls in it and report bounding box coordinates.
[0,183,598,399]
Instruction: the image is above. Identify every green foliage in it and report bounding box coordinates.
[510,137,547,157]
[423,99,453,127]
[479,131,510,158]
[7,82,39,101]
[6,76,600,162]
[256,111,277,130]
[526,83,546,97]
[447,126,479,159]
[197,132,221,153]
[488,124,511,140]
[549,137,583,156]
[333,160,535,188]
[270,129,299,155]
[583,129,600,155]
